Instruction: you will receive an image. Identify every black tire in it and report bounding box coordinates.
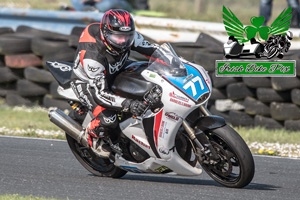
[195,33,223,49]
[244,97,270,116]
[70,26,85,37]
[42,47,76,68]
[291,89,300,105]
[0,83,16,97]
[0,27,14,35]
[0,67,19,83]
[271,77,300,91]
[284,120,300,131]
[31,37,69,56]
[5,93,33,106]
[43,95,71,111]
[208,105,230,123]
[228,110,254,127]
[198,125,255,188]
[226,82,255,100]
[49,81,65,99]
[16,25,69,40]
[0,35,31,55]
[68,35,80,48]
[270,102,300,121]
[242,77,271,88]
[193,52,224,72]
[172,47,198,61]
[254,115,283,129]
[210,88,227,100]
[287,54,300,77]
[17,79,48,97]
[256,88,291,103]
[170,42,205,49]
[211,72,240,88]
[24,66,55,83]
[66,112,127,178]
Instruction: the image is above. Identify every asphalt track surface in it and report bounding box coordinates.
[0,136,299,200]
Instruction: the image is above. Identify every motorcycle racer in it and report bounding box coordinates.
[71,9,160,158]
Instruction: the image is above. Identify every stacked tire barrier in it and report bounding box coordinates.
[0,26,300,130]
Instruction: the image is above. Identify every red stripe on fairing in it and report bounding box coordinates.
[153,109,163,146]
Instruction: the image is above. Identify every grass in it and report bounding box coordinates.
[0,194,62,200]
[0,106,299,145]
[0,106,65,140]
[236,126,300,145]
[0,106,60,131]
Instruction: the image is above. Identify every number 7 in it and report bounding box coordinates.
[183,76,204,96]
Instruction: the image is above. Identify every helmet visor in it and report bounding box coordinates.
[107,31,135,50]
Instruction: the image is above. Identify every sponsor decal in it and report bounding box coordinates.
[217,6,295,77]
[169,91,189,102]
[170,98,191,108]
[149,73,156,78]
[120,26,131,31]
[132,135,151,149]
[158,121,169,138]
[119,165,145,173]
[183,74,194,84]
[165,112,180,122]
[155,166,170,173]
[48,61,72,72]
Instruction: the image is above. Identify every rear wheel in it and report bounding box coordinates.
[66,134,127,178]
[66,111,127,178]
[197,125,255,188]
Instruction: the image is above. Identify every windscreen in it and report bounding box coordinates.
[147,45,187,77]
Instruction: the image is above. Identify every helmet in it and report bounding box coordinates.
[285,31,293,40]
[100,9,135,55]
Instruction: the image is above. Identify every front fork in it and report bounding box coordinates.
[182,105,219,161]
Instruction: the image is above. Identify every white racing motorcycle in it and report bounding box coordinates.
[47,43,254,188]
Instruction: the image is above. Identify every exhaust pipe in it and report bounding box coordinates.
[48,109,89,148]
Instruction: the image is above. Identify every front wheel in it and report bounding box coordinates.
[197,125,255,188]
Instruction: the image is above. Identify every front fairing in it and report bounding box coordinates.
[146,45,211,106]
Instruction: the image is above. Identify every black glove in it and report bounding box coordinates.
[144,86,162,106]
[145,90,161,106]
[122,99,148,116]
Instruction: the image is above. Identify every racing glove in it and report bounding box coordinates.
[121,99,148,116]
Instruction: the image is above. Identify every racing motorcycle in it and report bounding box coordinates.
[46,43,255,188]
[263,31,293,59]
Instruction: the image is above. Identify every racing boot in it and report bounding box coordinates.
[85,119,112,158]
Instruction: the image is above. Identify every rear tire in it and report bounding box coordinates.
[66,134,127,178]
[198,125,255,188]
[66,111,127,178]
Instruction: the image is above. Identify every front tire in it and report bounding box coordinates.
[197,125,255,188]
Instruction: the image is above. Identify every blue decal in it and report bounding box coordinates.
[164,63,209,102]
[119,165,146,173]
